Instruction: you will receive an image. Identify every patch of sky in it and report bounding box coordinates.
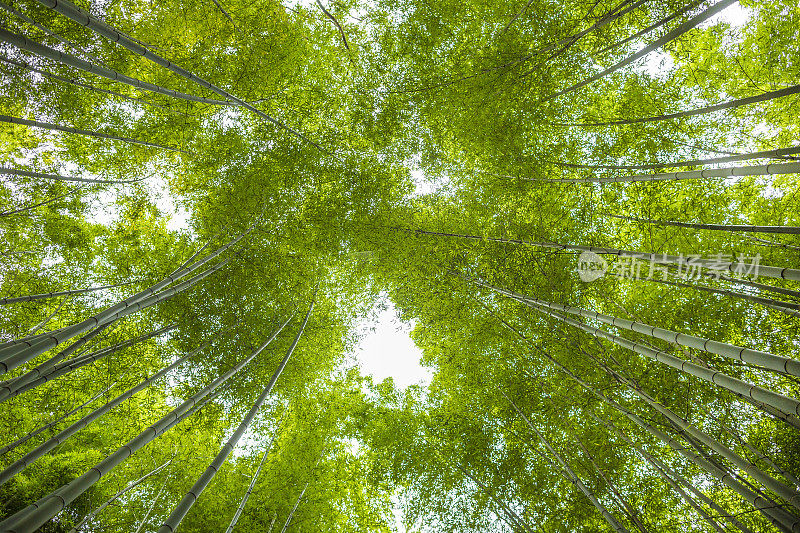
[350,295,433,390]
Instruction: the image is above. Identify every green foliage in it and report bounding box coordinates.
[1,0,799,531]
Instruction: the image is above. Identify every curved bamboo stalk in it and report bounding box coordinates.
[501,390,630,533]
[608,273,800,319]
[524,161,800,183]
[157,304,312,533]
[605,368,800,512]
[481,283,800,377]
[556,84,800,127]
[550,145,800,171]
[541,0,648,55]
[500,323,751,532]
[315,0,351,52]
[0,186,85,217]
[0,114,189,154]
[35,0,325,151]
[517,0,649,78]
[0,27,232,106]
[544,0,736,101]
[0,324,176,402]
[0,382,112,456]
[414,227,800,281]
[0,166,147,185]
[517,332,743,533]
[500,320,773,533]
[69,459,172,533]
[714,273,800,300]
[604,213,800,234]
[0,280,139,305]
[224,427,281,533]
[0,317,290,530]
[0,341,207,486]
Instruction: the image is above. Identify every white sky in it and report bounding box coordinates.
[352,300,433,389]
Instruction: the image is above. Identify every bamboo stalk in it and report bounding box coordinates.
[0,316,290,530]
[0,342,207,486]
[0,114,189,153]
[544,0,737,100]
[604,212,800,234]
[0,27,232,106]
[34,0,324,150]
[158,305,312,533]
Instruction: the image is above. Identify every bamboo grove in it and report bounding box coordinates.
[0,0,798,531]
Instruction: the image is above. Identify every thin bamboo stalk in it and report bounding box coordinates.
[557,84,800,127]
[551,145,800,171]
[0,166,146,185]
[0,382,112,456]
[608,273,800,319]
[0,342,205,486]
[224,427,281,533]
[544,0,737,100]
[501,390,630,533]
[592,0,705,57]
[69,459,172,532]
[572,435,651,533]
[0,280,139,305]
[0,316,290,530]
[0,0,108,66]
[0,186,84,217]
[26,295,71,336]
[417,227,800,281]
[0,27,232,106]
[500,161,800,183]
[34,0,324,150]
[157,305,312,533]
[527,302,800,417]
[0,114,189,153]
[279,483,308,533]
[604,213,800,234]
[624,410,800,531]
